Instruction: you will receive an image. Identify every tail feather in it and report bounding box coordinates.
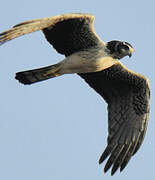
[15,64,61,85]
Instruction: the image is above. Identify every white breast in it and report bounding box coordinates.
[58,47,118,74]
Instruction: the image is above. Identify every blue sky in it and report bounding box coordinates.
[0,0,154,179]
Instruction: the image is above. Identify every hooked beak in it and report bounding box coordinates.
[128,53,132,58]
[128,47,134,58]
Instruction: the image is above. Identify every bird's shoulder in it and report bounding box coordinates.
[79,62,150,106]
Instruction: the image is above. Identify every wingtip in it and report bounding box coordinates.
[111,165,119,175]
[99,146,112,164]
[120,162,127,172]
[99,153,108,164]
[99,157,104,164]
[104,165,110,174]
[120,158,131,172]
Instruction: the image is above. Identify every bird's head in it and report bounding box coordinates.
[106,40,134,59]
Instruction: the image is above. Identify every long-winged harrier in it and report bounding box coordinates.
[0,13,150,175]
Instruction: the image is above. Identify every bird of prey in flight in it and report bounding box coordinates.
[0,13,150,175]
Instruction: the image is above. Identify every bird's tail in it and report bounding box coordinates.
[15,63,61,85]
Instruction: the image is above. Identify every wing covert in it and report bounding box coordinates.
[43,14,103,56]
[0,13,103,56]
[79,63,150,175]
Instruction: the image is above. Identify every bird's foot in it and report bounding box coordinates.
[43,64,61,78]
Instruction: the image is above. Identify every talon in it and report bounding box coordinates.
[55,73,60,77]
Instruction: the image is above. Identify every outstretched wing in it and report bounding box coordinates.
[0,13,103,55]
[79,63,150,175]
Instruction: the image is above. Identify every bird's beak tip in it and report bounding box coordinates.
[128,47,134,58]
[128,53,132,58]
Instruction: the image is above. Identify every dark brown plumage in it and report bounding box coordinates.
[0,13,150,175]
[79,64,150,175]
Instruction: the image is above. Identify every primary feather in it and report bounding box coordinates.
[0,13,150,175]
